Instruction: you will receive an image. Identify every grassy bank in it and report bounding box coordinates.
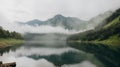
[0,38,24,48]
[93,35,120,46]
[68,37,120,48]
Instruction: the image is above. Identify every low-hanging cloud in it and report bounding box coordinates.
[0,14,76,34]
[0,15,93,34]
[1,22,79,34]
[0,14,89,34]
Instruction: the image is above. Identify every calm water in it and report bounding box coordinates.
[0,34,120,67]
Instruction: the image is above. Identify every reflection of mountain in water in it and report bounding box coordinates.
[0,33,109,67]
[68,42,120,67]
[0,41,104,67]
[28,51,85,67]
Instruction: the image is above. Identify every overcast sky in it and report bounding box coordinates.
[0,0,120,22]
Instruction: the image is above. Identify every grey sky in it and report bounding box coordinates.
[0,0,120,22]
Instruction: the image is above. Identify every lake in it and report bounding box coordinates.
[0,34,120,67]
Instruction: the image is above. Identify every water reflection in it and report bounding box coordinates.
[0,45,22,56]
[1,56,55,67]
[62,61,96,67]
[68,42,120,67]
[0,42,105,67]
[28,51,86,66]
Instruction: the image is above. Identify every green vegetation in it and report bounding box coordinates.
[104,16,120,29]
[0,27,24,48]
[67,8,120,46]
[0,38,24,48]
[0,27,23,39]
[97,35,120,45]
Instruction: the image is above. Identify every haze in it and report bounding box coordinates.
[0,0,120,22]
[0,0,120,33]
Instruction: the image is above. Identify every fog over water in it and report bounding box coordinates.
[0,33,105,67]
[0,45,98,67]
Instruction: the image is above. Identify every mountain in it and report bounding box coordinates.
[18,19,45,26]
[68,8,120,45]
[25,19,45,26]
[19,14,87,30]
[46,14,87,30]
[19,11,113,31]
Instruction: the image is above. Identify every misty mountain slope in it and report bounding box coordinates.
[18,19,46,26]
[18,11,113,32]
[19,14,87,31]
[46,14,87,30]
[88,11,113,29]
[96,9,120,30]
[25,19,45,26]
[68,8,120,45]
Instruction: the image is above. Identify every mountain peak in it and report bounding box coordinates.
[54,14,65,18]
[21,14,87,30]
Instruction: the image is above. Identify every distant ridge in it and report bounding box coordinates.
[19,14,87,30]
[18,11,113,31]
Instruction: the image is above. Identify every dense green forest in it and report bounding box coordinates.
[0,26,23,39]
[68,8,120,44]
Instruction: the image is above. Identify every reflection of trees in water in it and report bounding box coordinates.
[68,42,120,67]
[28,51,86,67]
[0,45,22,56]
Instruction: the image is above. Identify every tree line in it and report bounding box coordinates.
[0,26,23,39]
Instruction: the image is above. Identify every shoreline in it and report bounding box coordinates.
[68,39,120,47]
[0,38,25,48]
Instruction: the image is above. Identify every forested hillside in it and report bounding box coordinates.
[68,8,120,45]
[0,26,23,39]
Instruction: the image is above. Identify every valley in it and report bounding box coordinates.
[0,4,120,67]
